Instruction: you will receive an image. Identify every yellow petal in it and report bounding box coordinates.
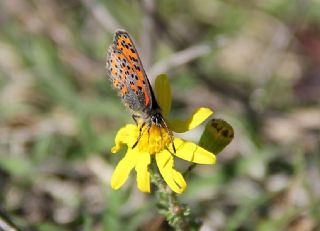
[155,74,172,117]
[135,152,151,193]
[169,107,213,133]
[155,151,187,194]
[111,124,138,153]
[170,137,216,164]
[111,149,137,189]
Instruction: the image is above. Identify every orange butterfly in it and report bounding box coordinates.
[106,30,175,152]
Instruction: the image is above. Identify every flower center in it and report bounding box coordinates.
[136,125,171,154]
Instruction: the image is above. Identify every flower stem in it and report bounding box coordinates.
[183,163,197,178]
[150,162,198,231]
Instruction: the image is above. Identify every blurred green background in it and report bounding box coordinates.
[1,0,320,230]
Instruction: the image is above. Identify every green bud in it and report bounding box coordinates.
[199,118,234,154]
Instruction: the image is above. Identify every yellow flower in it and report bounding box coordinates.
[110,74,216,193]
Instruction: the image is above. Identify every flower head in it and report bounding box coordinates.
[110,74,216,193]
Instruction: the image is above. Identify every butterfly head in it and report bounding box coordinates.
[150,111,164,127]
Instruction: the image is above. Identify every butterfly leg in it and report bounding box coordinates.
[132,122,146,149]
[132,114,140,126]
[147,127,150,144]
[169,133,176,153]
[161,118,176,153]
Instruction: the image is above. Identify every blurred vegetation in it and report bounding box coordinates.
[1,0,320,230]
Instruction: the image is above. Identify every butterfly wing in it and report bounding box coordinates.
[106,30,156,115]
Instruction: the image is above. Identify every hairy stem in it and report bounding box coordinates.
[150,162,199,231]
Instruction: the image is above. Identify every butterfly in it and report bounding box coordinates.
[106,30,175,152]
